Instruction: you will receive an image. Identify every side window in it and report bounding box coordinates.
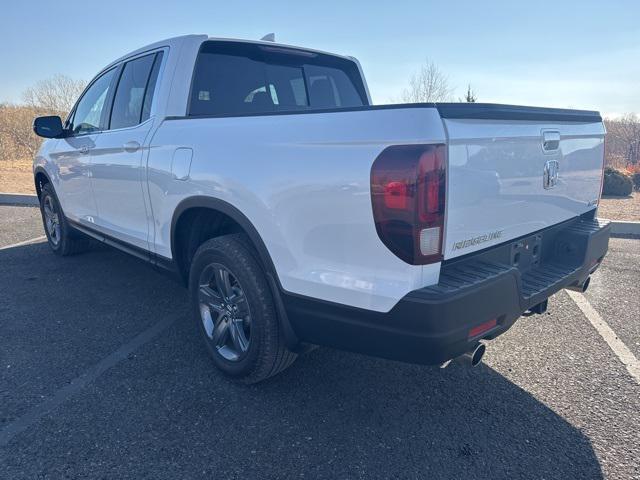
[69,68,117,135]
[109,53,157,130]
[141,52,163,122]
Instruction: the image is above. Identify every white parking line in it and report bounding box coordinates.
[0,235,46,250]
[567,290,640,384]
[0,314,178,447]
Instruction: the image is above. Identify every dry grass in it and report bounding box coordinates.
[599,191,640,222]
[0,159,35,194]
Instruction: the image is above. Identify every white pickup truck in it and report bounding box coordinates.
[33,35,610,383]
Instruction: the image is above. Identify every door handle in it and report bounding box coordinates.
[124,141,141,153]
[542,130,560,152]
[79,145,90,155]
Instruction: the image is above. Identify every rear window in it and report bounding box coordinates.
[189,41,367,116]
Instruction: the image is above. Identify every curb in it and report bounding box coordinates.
[610,220,640,238]
[0,193,39,206]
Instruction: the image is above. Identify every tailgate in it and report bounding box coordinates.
[438,104,605,260]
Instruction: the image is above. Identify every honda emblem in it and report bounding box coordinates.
[543,160,559,189]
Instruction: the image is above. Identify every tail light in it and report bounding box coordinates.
[370,144,446,265]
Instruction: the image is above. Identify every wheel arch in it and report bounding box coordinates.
[170,196,301,349]
[34,167,52,200]
[170,196,278,284]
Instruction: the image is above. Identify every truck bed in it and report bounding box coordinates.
[157,102,604,310]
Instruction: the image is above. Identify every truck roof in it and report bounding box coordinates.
[102,34,354,73]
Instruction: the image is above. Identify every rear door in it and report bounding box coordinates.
[440,105,605,259]
[90,51,164,250]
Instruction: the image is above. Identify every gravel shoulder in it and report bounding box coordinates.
[0,161,35,195]
[599,192,640,221]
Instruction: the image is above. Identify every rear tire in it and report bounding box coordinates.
[39,183,91,256]
[189,234,297,383]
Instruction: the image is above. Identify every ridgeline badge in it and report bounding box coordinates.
[452,230,504,251]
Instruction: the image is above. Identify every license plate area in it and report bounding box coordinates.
[510,234,542,272]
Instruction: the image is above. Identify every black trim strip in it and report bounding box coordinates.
[33,167,51,198]
[167,103,434,121]
[67,219,180,278]
[170,196,279,281]
[165,102,601,123]
[435,103,602,122]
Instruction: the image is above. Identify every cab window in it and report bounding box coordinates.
[69,68,117,135]
[189,41,367,116]
[110,52,163,130]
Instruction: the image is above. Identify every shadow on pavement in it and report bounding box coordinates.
[0,242,603,479]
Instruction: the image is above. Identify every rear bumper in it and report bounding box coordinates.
[283,215,610,365]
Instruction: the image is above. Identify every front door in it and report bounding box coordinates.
[50,134,98,224]
[51,67,118,224]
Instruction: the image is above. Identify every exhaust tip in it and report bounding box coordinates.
[566,276,591,293]
[469,343,486,367]
[455,343,486,368]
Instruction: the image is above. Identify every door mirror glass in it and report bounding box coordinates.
[33,116,65,138]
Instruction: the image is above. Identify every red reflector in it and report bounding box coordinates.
[384,181,408,209]
[468,319,497,339]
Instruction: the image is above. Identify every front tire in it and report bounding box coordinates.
[39,183,91,256]
[189,234,296,383]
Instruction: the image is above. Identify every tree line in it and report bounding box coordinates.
[0,75,85,163]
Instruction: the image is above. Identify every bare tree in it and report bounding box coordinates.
[616,114,640,165]
[460,84,477,103]
[0,75,86,163]
[400,60,454,103]
[22,74,86,116]
[604,114,640,167]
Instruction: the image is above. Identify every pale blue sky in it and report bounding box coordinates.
[1,0,638,116]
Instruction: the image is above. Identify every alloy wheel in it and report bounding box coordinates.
[198,263,251,361]
[43,195,61,246]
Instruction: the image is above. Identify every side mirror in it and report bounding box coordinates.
[33,116,66,139]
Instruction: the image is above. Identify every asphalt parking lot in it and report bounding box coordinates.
[1,205,639,479]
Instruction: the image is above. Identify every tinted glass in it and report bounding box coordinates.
[110,54,155,129]
[264,64,307,109]
[305,64,363,109]
[141,52,163,122]
[190,51,269,116]
[189,42,366,116]
[70,68,117,134]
